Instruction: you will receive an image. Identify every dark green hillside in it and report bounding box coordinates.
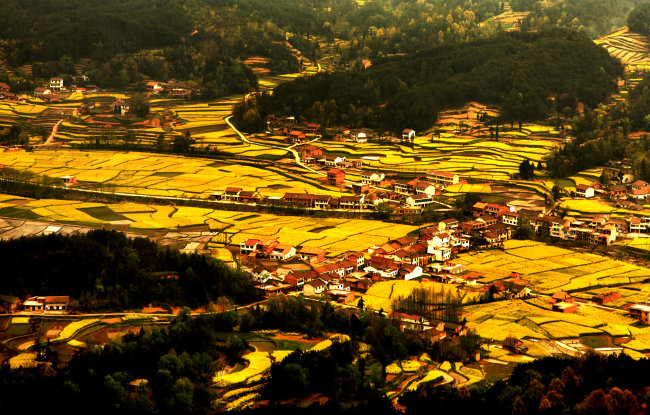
[239,30,622,133]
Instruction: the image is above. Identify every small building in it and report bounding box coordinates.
[361,170,385,186]
[550,291,573,304]
[23,296,69,314]
[592,292,621,305]
[49,77,64,90]
[288,130,306,142]
[575,184,594,198]
[327,289,355,304]
[327,168,345,185]
[503,336,528,354]
[552,301,577,313]
[269,244,296,261]
[222,187,242,201]
[402,129,416,141]
[303,278,327,295]
[426,170,459,188]
[60,175,77,187]
[299,246,326,263]
[630,304,650,324]
[240,239,259,254]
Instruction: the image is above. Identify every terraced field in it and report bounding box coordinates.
[0,149,351,198]
[596,26,650,72]
[458,240,650,294]
[310,103,564,181]
[0,195,417,257]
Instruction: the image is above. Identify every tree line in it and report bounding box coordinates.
[0,229,260,310]
[236,29,622,135]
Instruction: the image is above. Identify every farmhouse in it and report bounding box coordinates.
[283,193,315,207]
[22,296,70,314]
[299,246,326,263]
[575,184,594,198]
[426,170,459,187]
[269,244,296,261]
[393,178,419,194]
[60,175,77,186]
[288,130,306,142]
[221,187,242,201]
[552,301,577,313]
[240,239,259,254]
[405,194,435,207]
[303,278,327,295]
[327,289,355,304]
[49,77,64,90]
[402,129,416,140]
[327,168,345,185]
[318,155,346,167]
[339,195,364,209]
[361,170,385,185]
[629,304,650,324]
[592,291,621,305]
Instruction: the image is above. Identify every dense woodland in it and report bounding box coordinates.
[513,0,646,36]
[236,30,622,134]
[627,2,650,35]
[400,353,650,415]
[0,230,260,310]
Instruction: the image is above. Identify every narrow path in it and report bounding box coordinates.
[224,115,452,210]
[35,119,63,147]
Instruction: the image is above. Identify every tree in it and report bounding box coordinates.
[515,216,534,239]
[129,93,150,118]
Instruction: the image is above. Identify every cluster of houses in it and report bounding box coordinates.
[21,296,70,314]
[145,79,193,97]
[267,115,417,144]
[574,179,650,202]
[0,82,18,101]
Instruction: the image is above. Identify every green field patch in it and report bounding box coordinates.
[580,334,616,349]
[311,226,334,233]
[0,206,41,220]
[151,171,184,178]
[234,214,260,222]
[78,206,129,222]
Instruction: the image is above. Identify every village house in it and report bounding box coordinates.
[414,181,438,197]
[240,239,259,254]
[319,155,346,167]
[631,180,649,190]
[288,130,306,143]
[630,217,646,233]
[592,291,621,305]
[269,244,296,261]
[405,194,435,208]
[327,289,356,304]
[60,175,77,187]
[629,304,650,324]
[327,168,345,185]
[299,246,326,263]
[575,184,595,198]
[34,87,50,98]
[402,129,416,141]
[550,291,574,304]
[305,123,321,134]
[221,187,242,201]
[49,77,64,90]
[146,81,164,94]
[426,170,459,188]
[23,296,70,314]
[393,178,419,194]
[303,278,327,295]
[283,193,315,207]
[552,301,577,313]
[609,184,627,199]
[111,99,130,116]
[502,211,519,227]
[361,170,385,185]
[339,195,364,209]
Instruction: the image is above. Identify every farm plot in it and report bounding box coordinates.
[0,196,418,256]
[0,149,351,198]
[595,27,650,72]
[457,240,650,293]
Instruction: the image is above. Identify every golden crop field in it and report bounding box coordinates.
[595,27,650,72]
[0,196,417,257]
[360,280,481,311]
[0,148,352,198]
[458,240,650,293]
